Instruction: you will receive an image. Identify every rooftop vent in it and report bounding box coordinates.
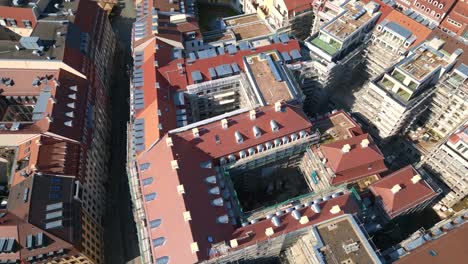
[249,110,256,120]
[221,118,228,129]
[65,112,74,118]
[205,175,216,184]
[209,186,220,195]
[391,184,402,194]
[270,120,279,132]
[411,174,422,184]
[361,138,370,148]
[271,216,281,227]
[342,144,351,153]
[217,214,229,224]
[211,197,224,207]
[312,203,321,213]
[291,210,301,220]
[235,131,243,144]
[253,126,261,138]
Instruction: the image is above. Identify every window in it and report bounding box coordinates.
[142,177,153,186]
[144,192,156,202]
[149,219,161,228]
[22,20,32,28]
[433,1,438,6]
[438,4,443,8]
[436,13,441,18]
[6,18,16,27]
[155,256,169,264]
[140,163,150,171]
[153,237,166,247]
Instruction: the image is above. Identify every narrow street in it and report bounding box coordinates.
[103,0,138,263]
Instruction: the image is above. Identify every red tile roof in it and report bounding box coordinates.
[384,10,433,48]
[362,0,393,24]
[283,0,314,13]
[369,166,438,219]
[137,133,235,263]
[409,0,457,22]
[229,193,359,250]
[185,40,301,84]
[440,0,468,38]
[174,104,313,159]
[320,133,387,185]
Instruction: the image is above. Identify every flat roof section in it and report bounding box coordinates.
[231,23,272,40]
[315,111,362,143]
[316,216,380,264]
[224,14,261,26]
[324,2,375,41]
[246,53,293,105]
[399,46,450,81]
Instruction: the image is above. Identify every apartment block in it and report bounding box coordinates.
[300,111,388,192]
[300,0,381,111]
[421,124,468,209]
[369,165,440,220]
[0,0,116,262]
[243,0,315,39]
[352,37,462,140]
[362,10,433,78]
[385,209,468,263]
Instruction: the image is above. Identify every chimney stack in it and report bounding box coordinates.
[249,110,256,120]
[221,119,228,129]
[171,160,179,170]
[192,127,200,138]
[411,174,422,184]
[391,184,401,194]
[274,101,282,112]
[230,239,238,248]
[361,138,370,148]
[342,144,351,153]
[330,205,341,215]
[166,137,173,147]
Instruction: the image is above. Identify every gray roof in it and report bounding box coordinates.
[385,21,412,40]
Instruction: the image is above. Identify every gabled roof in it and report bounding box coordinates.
[320,133,387,184]
[173,104,313,159]
[369,166,438,219]
[440,0,468,37]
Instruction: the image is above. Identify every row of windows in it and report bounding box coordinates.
[0,18,32,28]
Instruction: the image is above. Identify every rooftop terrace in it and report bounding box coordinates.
[323,1,376,41]
[398,45,450,81]
[245,52,294,105]
[316,215,380,264]
[315,111,362,143]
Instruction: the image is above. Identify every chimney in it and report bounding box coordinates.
[177,184,185,194]
[411,174,422,184]
[190,242,199,253]
[166,137,173,147]
[330,205,341,215]
[299,216,309,224]
[183,211,191,221]
[249,110,256,120]
[391,184,401,194]
[342,144,351,153]
[274,101,282,112]
[221,119,228,129]
[171,160,179,170]
[361,138,370,148]
[192,127,200,138]
[230,239,238,248]
[265,227,274,237]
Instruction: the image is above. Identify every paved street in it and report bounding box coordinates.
[103,0,138,263]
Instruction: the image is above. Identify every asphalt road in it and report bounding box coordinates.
[103,0,138,263]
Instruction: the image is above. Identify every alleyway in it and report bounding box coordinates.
[103,0,138,263]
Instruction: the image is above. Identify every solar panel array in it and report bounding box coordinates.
[133,118,145,151]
